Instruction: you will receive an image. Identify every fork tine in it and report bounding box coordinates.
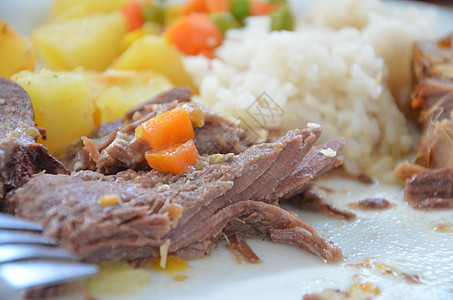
[0,213,43,232]
[0,244,77,264]
[0,230,57,246]
[0,260,99,298]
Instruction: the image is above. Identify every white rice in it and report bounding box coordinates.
[184,0,436,179]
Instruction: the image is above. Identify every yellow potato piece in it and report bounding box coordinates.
[11,69,96,153]
[32,12,126,71]
[50,0,129,20]
[0,22,36,77]
[92,69,173,123]
[112,35,196,91]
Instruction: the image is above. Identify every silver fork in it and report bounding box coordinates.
[0,213,99,299]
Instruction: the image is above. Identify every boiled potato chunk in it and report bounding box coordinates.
[112,35,196,90]
[50,0,129,21]
[11,69,96,153]
[32,12,126,71]
[0,22,36,77]
[93,70,173,123]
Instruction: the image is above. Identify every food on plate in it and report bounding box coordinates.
[61,87,255,174]
[32,11,126,71]
[11,69,172,152]
[0,22,36,77]
[0,77,67,206]
[185,0,435,179]
[11,69,96,153]
[1,0,452,298]
[411,35,453,170]
[50,0,129,20]
[5,87,345,265]
[112,35,195,89]
[347,198,392,210]
[396,34,453,209]
[404,169,453,209]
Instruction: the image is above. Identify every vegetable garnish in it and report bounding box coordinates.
[122,0,145,31]
[165,14,222,57]
[144,139,199,174]
[270,4,294,31]
[121,0,295,58]
[250,0,280,16]
[140,106,195,150]
[139,106,200,174]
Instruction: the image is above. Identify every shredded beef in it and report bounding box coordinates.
[7,128,344,263]
[63,87,253,174]
[405,168,453,209]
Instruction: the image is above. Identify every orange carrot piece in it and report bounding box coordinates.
[205,0,230,13]
[123,0,145,31]
[140,107,195,150]
[180,0,208,15]
[250,0,279,16]
[165,14,222,57]
[145,139,199,174]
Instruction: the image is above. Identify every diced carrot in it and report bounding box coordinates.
[250,0,279,16]
[122,0,145,31]
[180,0,207,15]
[165,14,222,57]
[145,139,199,174]
[205,0,230,13]
[140,107,194,150]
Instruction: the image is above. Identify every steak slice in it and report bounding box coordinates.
[404,168,453,209]
[0,77,67,207]
[7,128,344,263]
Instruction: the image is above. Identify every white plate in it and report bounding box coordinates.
[1,1,453,300]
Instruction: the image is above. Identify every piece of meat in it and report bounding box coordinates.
[0,77,67,208]
[6,128,344,263]
[411,79,453,170]
[413,35,453,83]
[348,198,392,210]
[64,87,253,174]
[288,187,356,221]
[267,137,345,202]
[227,234,261,264]
[404,168,453,209]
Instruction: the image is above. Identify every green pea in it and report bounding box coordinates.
[270,5,295,31]
[211,12,241,35]
[141,1,165,25]
[230,0,250,23]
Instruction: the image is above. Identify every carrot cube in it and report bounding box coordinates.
[145,139,199,174]
[140,107,194,150]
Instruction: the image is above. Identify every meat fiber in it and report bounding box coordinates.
[405,168,453,209]
[7,128,345,264]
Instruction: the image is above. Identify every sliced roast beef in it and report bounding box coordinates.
[7,128,344,263]
[65,87,253,174]
[267,137,345,202]
[404,168,453,209]
[0,77,67,207]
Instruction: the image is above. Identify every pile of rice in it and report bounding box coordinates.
[184,0,437,179]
